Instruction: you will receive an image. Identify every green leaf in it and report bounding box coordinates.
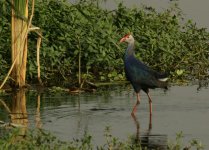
[176,69,184,76]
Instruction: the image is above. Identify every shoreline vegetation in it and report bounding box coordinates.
[0,0,208,90]
[0,127,204,150]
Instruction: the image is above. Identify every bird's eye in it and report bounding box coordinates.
[124,34,130,39]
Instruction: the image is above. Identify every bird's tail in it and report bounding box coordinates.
[155,72,169,82]
[157,80,168,90]
[155,72,169,89]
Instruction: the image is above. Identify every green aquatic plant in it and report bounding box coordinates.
[168,131,204,150]
[0,128,205,150]
[0,0,208,86]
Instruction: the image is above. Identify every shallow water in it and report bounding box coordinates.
[0,84,209,148]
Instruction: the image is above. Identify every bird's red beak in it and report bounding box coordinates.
[119,37,126,43]
[120,34,130,43]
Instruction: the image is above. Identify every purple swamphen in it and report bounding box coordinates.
[120,33,168,116]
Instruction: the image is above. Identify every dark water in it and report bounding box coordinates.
[0,84,209,149]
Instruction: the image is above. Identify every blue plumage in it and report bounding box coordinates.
[120,33,168,115]
[125,52,168,93]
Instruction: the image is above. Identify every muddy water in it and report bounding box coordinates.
[0,84,208,148]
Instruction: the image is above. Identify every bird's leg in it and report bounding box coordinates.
[131,93,140,115]
[146,92,152,116]
[149,112,152,130]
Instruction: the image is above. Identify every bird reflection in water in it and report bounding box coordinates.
[131,114,167,150]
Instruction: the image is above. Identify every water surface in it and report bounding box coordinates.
[102,0,209,30]
[0,84,208,148]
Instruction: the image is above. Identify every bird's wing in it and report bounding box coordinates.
[125,56,165,88]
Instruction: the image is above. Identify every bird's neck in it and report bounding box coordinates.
[125,42,135,57]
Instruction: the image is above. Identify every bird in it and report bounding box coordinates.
[120,33,168,116]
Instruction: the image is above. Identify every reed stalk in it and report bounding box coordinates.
[37,36,43,85]
[11,0,28,87]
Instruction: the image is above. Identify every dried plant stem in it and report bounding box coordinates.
[37,36,43,85]
[0,50,20,89]
[0,99,11,113]
[0,0,36,89]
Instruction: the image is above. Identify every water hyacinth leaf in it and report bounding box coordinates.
[176,69,184,76]
[0,0,208,84]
